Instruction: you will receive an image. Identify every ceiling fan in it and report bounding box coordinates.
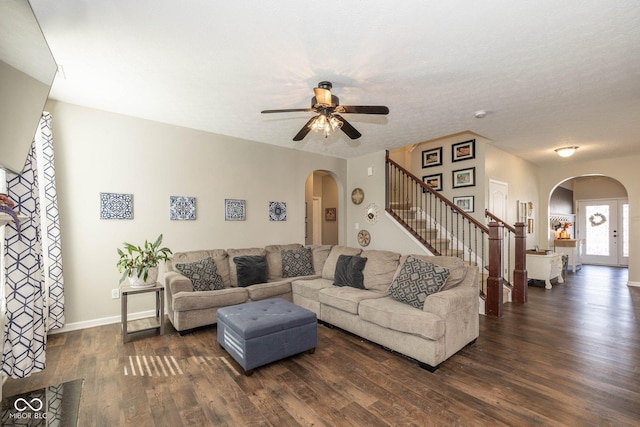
[261,81,389,141]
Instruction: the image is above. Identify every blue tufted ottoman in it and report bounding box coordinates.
[217,298,317,375]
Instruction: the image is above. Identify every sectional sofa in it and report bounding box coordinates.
[163,243,479,370]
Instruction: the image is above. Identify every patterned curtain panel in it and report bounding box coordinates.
[2,112,65,378]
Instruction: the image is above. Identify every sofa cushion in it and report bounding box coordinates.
[228,248,266,286]
[234,255,268,287]
[291,278,334,301]
[361,250,401,292]
[281,248,315,278]
[265,243,304,280]
[398,254,467,291]
[175,257,224,291]
[307,245,332,275]
[319,287,387,315]
[359,296,445,341]
[322,246,362,280]
[246,280,292,301]
[172,287,248,311]
[387,256,450,309]
[333,255,367,289]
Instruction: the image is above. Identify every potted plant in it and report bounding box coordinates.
[117,234,172,288]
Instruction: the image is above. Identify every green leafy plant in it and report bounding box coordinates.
[117,234,172,284]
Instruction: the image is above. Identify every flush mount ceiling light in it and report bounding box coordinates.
[474,110,487,119]
[555,146,579,157]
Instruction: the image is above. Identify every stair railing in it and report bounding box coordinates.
[386,152,521,317]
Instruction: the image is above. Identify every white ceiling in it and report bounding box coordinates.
[30,0,640,164]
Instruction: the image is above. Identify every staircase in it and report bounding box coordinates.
[385,152,528,316]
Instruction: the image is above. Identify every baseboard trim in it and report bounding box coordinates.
[49,309,157,335]
[627,281,640,288]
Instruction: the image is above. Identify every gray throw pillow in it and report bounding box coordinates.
[333,254,367,289]
[234,255,268,287]
[387,255,450,309]
[281,248,315,278]
[175,257,224,291]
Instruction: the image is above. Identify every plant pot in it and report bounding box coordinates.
[128,267,158,288]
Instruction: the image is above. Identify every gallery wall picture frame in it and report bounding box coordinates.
[452,139,476,162]
[452,167,476,188]
[422,147,443,168]
[225,199,246,221]
[453,196,474,213]
[422,173,443,191]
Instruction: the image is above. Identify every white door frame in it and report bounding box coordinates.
[312,197,322,245]
[577,198,628,266]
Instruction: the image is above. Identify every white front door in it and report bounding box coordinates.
[577,199,628,266]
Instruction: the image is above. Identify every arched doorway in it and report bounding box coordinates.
[304,171,339,246]
[550,175,628,267]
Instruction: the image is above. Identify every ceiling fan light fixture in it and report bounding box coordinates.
[555,146,579,157]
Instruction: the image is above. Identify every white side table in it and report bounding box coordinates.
[526,253,564,289]
[121,283,165,343]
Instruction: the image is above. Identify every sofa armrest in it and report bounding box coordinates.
[164,271,194,296]
[423,268,478,318]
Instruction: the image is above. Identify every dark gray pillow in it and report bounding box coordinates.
[234,255,268,287]
[333,254,367,289]
[387,255,450,309]
[175,257,224,291]
[281,248,315,278]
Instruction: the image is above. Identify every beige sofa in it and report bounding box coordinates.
[163,244,479,371]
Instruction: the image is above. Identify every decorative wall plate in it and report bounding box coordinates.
[351,188,364,205]
[357,229,371,247]
[365,203,379,224]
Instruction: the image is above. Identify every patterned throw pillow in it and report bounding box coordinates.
[175,257,224,291]
[281,248,315,278]
[333,255,367,289]
[387,256,450,309]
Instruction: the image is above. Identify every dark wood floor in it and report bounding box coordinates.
[4,265,639,426]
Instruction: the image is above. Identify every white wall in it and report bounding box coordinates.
[47,100,346,327]
[485,144,540,248]
[346,151,429,255]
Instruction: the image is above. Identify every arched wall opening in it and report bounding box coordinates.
[548,175,629,268]
[304,170,340,246]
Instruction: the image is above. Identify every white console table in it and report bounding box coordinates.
[526,252,564,289]
[554,239,583,272]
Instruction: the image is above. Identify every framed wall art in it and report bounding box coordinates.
[325,207,336,221]
[269,201,287,221]
[422,173,442,191]
[100,192,133,219]
[452,167,475,188]
[170,196,196,220]
[422,147,442,168]
[453,196,474,213]
[225,199,246,221]
[452,139,475,162]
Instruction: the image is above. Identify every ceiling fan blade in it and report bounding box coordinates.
[293,116,319,141]
[336,105,389,115]
[261,108,314,114]
[313,87,333,106]
[333,114,361,139]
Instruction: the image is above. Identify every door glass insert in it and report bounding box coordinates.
[585,205,609,256]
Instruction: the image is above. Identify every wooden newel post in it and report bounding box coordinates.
[512,222,528,303]
[486,222,504,317]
